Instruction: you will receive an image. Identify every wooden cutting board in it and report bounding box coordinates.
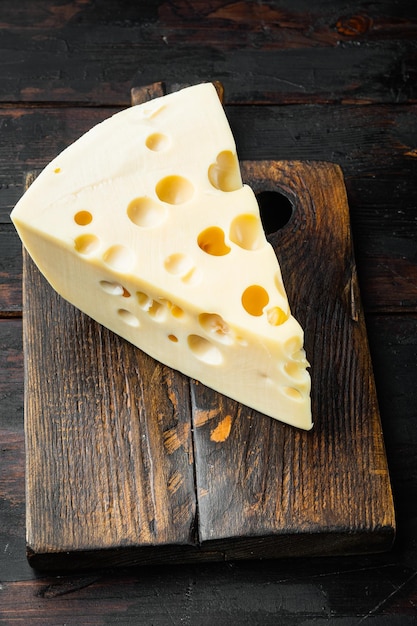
[22,157,395,572]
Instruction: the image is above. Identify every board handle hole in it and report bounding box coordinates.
[257,190,294,235]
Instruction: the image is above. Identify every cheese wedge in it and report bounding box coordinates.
[11,82,312,429]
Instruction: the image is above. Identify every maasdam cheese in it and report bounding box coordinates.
[11,83,312,429]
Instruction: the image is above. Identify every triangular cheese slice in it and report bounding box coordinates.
[11,83,312,429]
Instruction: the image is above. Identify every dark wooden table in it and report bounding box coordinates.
[1,1,417,623]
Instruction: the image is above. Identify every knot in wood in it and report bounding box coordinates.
[336,14,373,36]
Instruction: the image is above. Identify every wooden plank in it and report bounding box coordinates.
[0,225,22,316]
[1,41,415,106]
[1,562,416,624]
[0,317,23,424]
[23,254,198,570]
[0,0,416,105]
[23,160,395,571]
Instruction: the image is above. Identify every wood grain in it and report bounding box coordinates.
[0,0,416,105]
[24,267,197,565]
[23,161,395,571]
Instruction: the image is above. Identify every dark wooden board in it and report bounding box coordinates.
[23,159,395,572]
[0,0,416,106]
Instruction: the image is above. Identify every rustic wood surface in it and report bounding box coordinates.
[23,160,394,571]
[1,0,417,623]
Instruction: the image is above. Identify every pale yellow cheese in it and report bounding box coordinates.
[11,83,312,429]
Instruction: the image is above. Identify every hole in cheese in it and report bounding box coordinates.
[197,226,231,256]
[127,196,167,228]
[182,266,202,285]
[229,214,263,250]
[164,253,194,276]
[74,234,100,255]
[145,132,170,151]
[241,285,269,317]
[284,335,303,356]
[283,386,303,401]
[171,306,184,317]
[137,292,168,321]
[148,299,166,321]
[103,245,135,272]
[168,334,178,342]
[284,361,307,379]
[156,175,194,204]
[208,150,241,192]
[117,309,140,327]
[159,298,184,318]
[199,313,233,345]
[74,210,93,226]
[267,306,288,326]
[137,291,152,309]
[99,280,125,296]
[292,348,308,363]
[187,334,223,365]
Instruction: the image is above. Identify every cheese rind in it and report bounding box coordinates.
[11,83,312,430]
